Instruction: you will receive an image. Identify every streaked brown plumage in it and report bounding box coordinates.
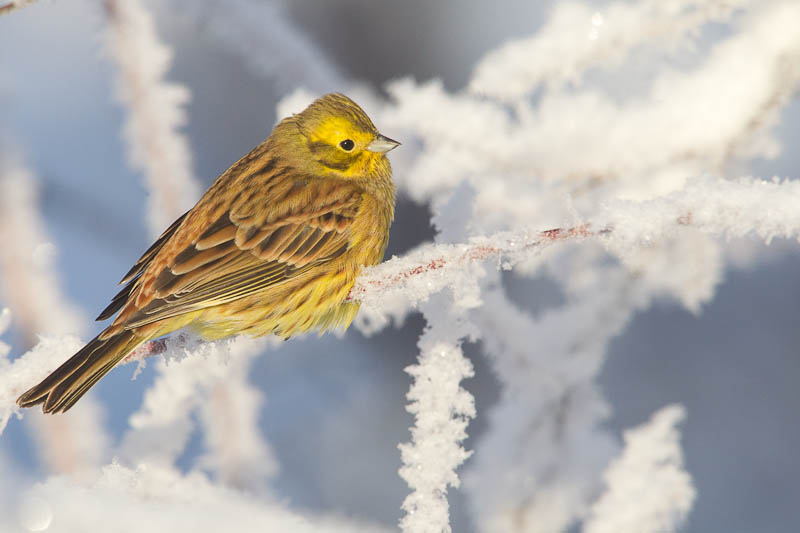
[17,93,399,414]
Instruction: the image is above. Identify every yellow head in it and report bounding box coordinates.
[292,93,400,177]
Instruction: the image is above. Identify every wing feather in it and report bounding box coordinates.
[195,216,238,249]
[170,241,237,275]
[96,211,189,321]
[119,211,189,284]
[108,177,361,331]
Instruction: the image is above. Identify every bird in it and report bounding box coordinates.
[17,93,399,414]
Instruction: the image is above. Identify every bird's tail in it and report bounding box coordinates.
[17,329,144,414]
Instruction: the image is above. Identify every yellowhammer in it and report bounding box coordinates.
[17,93,399,414]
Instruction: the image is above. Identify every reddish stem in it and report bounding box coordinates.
[346,224,605,302]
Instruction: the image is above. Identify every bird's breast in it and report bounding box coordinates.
[348,191,393,268]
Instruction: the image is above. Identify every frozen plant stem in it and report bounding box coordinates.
[584,405,695,533]
[0,150,108,475]
[398,341,475,533]
[350,224,602,306]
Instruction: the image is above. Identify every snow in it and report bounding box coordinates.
[2,462,392,533]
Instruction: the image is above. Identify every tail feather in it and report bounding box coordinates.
[17,329,142,414]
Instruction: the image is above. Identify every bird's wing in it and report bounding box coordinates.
[106,177,363,330]
[96,210,190,321]
[122,210,190,285]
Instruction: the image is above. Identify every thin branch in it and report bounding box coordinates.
[350,224,604,305]
[104,0,200,237]
[584,405,695,533]
[0,155,86,345]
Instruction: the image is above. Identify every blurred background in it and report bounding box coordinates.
[2,1,800,531]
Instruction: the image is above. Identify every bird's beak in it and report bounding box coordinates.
[366,134,401,153]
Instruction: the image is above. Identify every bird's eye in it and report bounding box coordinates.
[339,139,355,151]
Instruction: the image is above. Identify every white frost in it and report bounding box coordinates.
[583,405,696,533]
[0,149,109,476]
[398,339,475,533]
[0,333,84,436]
[470,0,747,100]
[0,155,86,342]
[1,462,392,533]
[104,0,201,237]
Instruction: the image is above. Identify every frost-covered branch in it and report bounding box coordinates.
[0,148,109,476]
[354,174,800,326]
[601,174,800,246]
[398,340,474,533]
[583,405,696,533]
[104,0,200,237]
[462,269,635,532]
[470,0,747,99]
[384,2,800,212]
[0,331,84,435]
[352,224,597,322]
[398,294,477,533]
[0,153,85,345]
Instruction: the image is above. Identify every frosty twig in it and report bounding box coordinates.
[104,0,200,237]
